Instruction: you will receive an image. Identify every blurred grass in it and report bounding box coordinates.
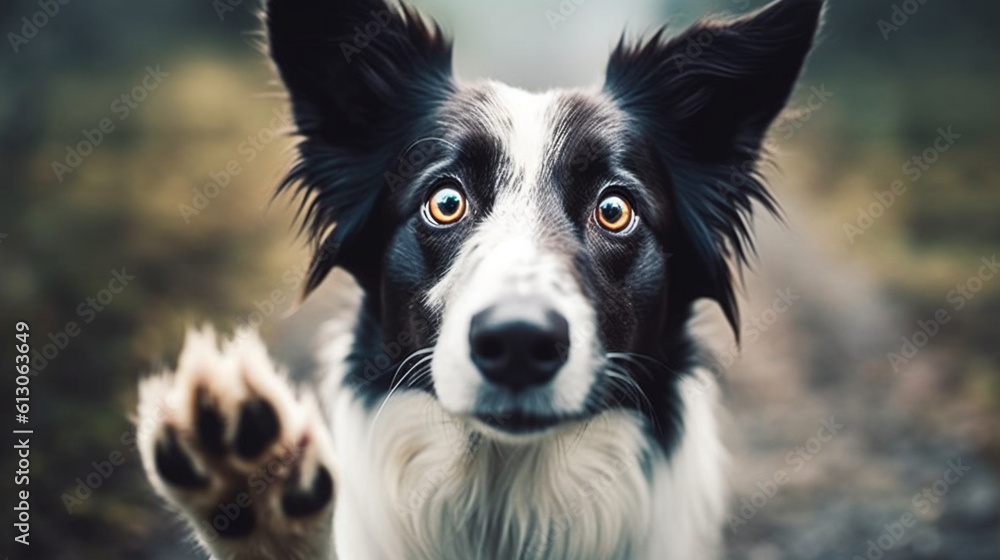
[1,47,309,557]
[1,0,999,557]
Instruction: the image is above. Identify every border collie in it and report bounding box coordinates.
[136,0,823,558]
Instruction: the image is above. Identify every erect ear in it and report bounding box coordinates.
[603,0,823,336]
[265,0,453,295]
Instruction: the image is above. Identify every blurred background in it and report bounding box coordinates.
[1,0,998,558]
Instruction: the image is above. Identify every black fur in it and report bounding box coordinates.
[266,0,822,454]
[605,0,824,337]
[266,0,454,296]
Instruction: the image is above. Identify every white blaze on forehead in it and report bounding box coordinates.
[427,82,563,311]
[490,82,557,196]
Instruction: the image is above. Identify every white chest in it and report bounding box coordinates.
[331,392,654,560]
[327,369,727,560]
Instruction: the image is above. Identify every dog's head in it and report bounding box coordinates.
[266,0,822,440]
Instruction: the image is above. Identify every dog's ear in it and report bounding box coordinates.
[603,0,823,336]
[266,0,453,295]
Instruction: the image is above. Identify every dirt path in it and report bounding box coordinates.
[720,213,1000,560]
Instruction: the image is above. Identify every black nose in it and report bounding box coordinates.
[469,296,570,391]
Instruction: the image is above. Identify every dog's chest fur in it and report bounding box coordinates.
[331,391,651,560]
[323,315,726,560]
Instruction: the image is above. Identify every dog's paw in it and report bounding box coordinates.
[137,328,335,560]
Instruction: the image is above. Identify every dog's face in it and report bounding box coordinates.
[396,85,667,434]
[267,0,822,439]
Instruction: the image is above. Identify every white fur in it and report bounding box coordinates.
[428,84,601,419]
[325,336,726,560]
[137,301,728,560]
[313,273,729,560]
[643,369,729,560]
[137,83,730,560]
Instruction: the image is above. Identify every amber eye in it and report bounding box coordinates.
[424,183,467,225]
[595,194,634,232]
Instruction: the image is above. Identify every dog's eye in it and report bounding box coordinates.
[595,194,634,232]
[424,183,467,225]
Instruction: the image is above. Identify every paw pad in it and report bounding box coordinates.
[235,397,281,459]
[154,426,208,489]
[137,327,337,551]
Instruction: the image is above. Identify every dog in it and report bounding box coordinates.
[136,0,823,558]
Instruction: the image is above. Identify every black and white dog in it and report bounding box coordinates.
[137,0,823,558]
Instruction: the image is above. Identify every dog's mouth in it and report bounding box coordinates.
[465,385,600,438]
[472,410,565,435]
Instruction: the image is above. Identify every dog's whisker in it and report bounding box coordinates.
[608,369,652,414]
[390,347,435,388]
[369,355,435,439]
[603,366,656,419]
[380,347,435,408]
[606,352,662,379]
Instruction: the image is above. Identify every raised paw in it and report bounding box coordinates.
[137,328,336,560]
